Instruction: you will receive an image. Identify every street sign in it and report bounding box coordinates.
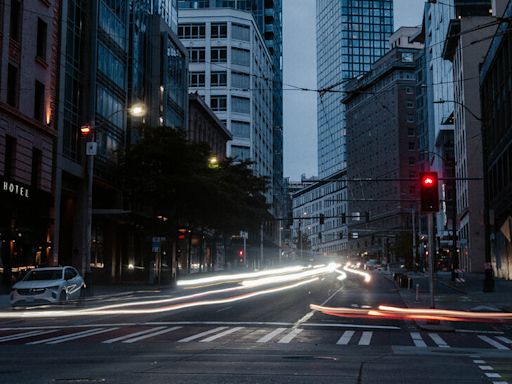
[152,237,161,252]
[86,142,98,156]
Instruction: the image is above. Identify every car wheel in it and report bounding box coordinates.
[59,291,68,305]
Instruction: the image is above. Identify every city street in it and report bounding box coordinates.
[0,269,510,383]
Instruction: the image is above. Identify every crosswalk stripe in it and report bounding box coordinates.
[102,326,167,344]
[429,333,449,348]
[278,328,303,344]
[257,327,287,343]
[410,332,427,348]
[27,328,109,345]
[200,327,244,343]
[178,327,228,343]
[478,335,510,350]
[48,328,119,345]
[496,336,512,345]
[358,331,372,346]
[0,330,56,343]
[123,326,182,343]
[337,330,355,345]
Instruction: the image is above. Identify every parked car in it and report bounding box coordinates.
[364,259,380,271]
[10,266,85,307]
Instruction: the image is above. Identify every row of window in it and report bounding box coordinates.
[6,64,46,122]
[189,71,251,89]
[178,22,250,41]
[208,95,250,114]
[188,47,251,66]
[3,135,43,189]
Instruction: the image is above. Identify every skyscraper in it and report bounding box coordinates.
[316,0,393,178]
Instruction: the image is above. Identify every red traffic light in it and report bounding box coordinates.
[421,175,436,187]
[238,249,244,257]
[80,124,92,135]
[419,172,439,212]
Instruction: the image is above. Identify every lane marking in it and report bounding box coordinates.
[27,328,109,345]
[0,329,57,343]
[304,322,400,330]
[358,331,372,346]
[410,332,427,348]
[429,333,449,348]
[492,382,508,384]
[200,327,244,343]
[102,326,167,344]
[215,306,233,313]
[178,327,228,343]
[337,330,355,345]
[485,373,502,378]
[293,286,344,328]
[42,328,119,345]
[479,366,494,371]
[496,336,512,344]
[473,360,487,364]
[123,326,182,343]
[478,335,510,350]
[257,327,287,343]
[278,328,303,344]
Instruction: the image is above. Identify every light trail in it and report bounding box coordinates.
[241,264,340,287]
[343,263,371,283]
[0,278,320,319]
[176,265,306,287]
[309,304,512,323]
[335,268,347,281]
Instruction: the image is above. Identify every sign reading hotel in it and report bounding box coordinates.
[2,180,30,199]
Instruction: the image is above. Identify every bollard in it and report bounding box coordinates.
[416,283,420,302]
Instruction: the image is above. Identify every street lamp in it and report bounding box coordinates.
[81,102,147,293]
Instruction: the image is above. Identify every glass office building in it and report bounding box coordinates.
[317,0,393,178]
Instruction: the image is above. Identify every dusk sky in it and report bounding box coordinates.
[283,0,426,180]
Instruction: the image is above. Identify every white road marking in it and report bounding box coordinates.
[410,332,427,348]
[27,328,109,345]
[496,336,512,344]
[178,327,228,343]
[0,329,56,343]
[257,327,287,343]
[478,335,510,350]
[102,326,167,344]
[479,366,494,371]
[337,330,355,345]
[473,360,487,364]
[293,287,344,328]
[215,306,233,313]
[123,326,182,343]
[492,381,508,384]
[200,327,244,342]
[485,373,502,378]
[358,331,372,346]
[278,328,303,344]
[304,322,400,330]
[429,333,449,348]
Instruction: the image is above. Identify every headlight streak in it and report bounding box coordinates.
[335,269,347,281]
[0,278,320,319]
[241,264,340,287]
[343,263,371,283]
[309,304,512,323]
[176,265,306,287]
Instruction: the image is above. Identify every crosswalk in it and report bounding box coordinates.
[0,325,510,350]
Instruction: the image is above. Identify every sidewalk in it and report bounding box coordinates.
[387,269,512,331]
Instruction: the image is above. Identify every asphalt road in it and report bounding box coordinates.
[0,270,510,384]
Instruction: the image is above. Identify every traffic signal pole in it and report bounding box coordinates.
[427,212,435,309]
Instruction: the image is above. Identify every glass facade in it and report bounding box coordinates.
[316,0,393,178]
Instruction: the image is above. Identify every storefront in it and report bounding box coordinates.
[0,178,53,291]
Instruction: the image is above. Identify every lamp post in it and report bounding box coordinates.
[433,99,494,291]
[80,102,146,294]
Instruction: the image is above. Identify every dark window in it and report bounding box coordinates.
[7,64,19,107]
[178,23,205,39]
[211,95,227,111]
[36,18,48,60]
[211,47,227,63]
[31,148,42,189]
[189,72,205,87]
[211,71,227,86]
[187,47,205,62]
[4,136,16,180]
[9,0,22,42]
[34,81,45,121]
[211,23,227,38]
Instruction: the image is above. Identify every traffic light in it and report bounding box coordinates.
[419,172,439,212]
[80,124,93,136]
[238,249,244,257]
[319,214,325,225]
[341,213,347,224]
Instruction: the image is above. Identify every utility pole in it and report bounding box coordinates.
[412,209,417,270]
[427,212,435,309]
[260,222,264,269]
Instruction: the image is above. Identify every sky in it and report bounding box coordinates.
[283,0,426,180]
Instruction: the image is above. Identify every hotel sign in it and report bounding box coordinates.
[2,180,30,199]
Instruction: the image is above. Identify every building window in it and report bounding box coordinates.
[189,72,205,87]
[407,115,415,123]
[211,95,227,111]
[231,145,250,160]
[9,0,22,42]
[408,142,415,150]
[232,71,250,89]
[232,96,250,114]
[34,81,45,122]
[211,71,227,87]
[232,23,250,41]
[232,47,250,66]
[178,23,205,39]
[4,136,16,180]
[31,148,42,189]
[211,22,227,38]
[211,47,227,63]
[407,127,415,136]
[406,86,413,94]
[7,64,19,107]
[408,157,415,165]
[36,18,48,61]
[188,47,205,62]
[231,120,250,138]
[407,101,414,108]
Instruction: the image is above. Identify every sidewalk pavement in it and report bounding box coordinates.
[385,269,512,331]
